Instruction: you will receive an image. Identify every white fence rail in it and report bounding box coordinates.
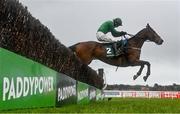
[104,90,180,99]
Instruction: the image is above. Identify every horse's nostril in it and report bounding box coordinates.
[159,40,163,44]
[161,40,164,44]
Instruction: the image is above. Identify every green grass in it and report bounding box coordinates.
[2,98,180,113]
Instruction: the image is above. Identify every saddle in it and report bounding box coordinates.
[102,40,127,57]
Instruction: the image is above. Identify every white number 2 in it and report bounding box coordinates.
[106,48,112,54]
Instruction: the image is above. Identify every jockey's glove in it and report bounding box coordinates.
[121,31,127,35]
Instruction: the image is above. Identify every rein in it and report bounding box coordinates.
[127,33,152,42]
[126,47,141,51]
[124,33,152,51]
[146,40,152,42]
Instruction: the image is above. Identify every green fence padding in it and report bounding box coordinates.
[96,89,104,101]
[89,86,96,101]
[0,48,57,110]
[0,48,103,110]
[77,81,90,104]
[56,73,77,107]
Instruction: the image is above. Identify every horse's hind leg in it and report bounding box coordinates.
[133,65,144,80]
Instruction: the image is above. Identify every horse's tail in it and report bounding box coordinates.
[69,43,78,52]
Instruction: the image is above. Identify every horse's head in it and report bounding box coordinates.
[145,24,164,45]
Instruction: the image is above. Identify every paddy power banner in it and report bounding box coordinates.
[89,86,96,101]
[96,89,104,100]
[0,48,103,110]
[56,73,77,107]
[77,81,89,104]
[0,48,57,110]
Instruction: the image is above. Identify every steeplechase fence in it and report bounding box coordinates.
[0,0,103,89]
[0,0,104,111]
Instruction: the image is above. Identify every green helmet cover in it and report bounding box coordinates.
[113,18,122,27]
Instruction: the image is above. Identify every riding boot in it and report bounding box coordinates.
[119,45,124,54]
[113,43,117,55]
[113,43,122,56]
[117,43,125,56]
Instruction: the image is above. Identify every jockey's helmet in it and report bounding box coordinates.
[113,18,122,27]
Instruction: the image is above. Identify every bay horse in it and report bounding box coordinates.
[69,24,163,81]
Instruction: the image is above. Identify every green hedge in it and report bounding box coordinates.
[0,0,103,89]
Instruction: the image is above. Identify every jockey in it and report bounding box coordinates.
[96,18,127,55]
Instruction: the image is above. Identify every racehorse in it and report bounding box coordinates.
[69,24,163,81]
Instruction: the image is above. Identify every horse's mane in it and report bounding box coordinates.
[128,28,146,41]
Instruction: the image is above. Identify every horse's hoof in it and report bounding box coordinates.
[133,75,138,80]
[143,76,148,82]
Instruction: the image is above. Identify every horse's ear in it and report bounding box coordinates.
[146,23,150,28]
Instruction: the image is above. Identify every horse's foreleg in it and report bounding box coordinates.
[143,61,151,82]
[133,65,144,80]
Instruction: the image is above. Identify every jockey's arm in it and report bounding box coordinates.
[110,28,127,37]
